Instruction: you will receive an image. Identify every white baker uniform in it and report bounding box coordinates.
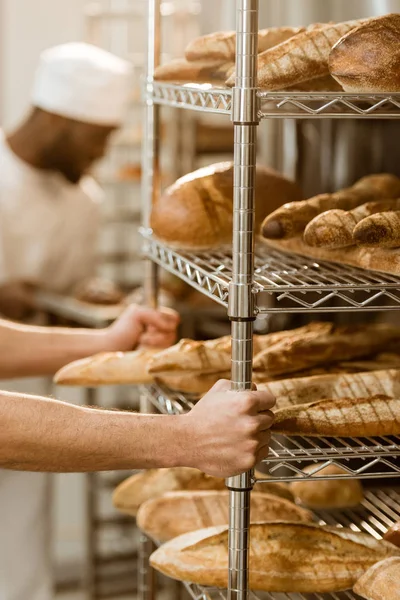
[0,132,102,600]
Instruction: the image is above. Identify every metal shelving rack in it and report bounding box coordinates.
[141,2,400,600]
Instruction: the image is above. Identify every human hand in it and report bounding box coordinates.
[181,380,276,478]
[104,304,180,352]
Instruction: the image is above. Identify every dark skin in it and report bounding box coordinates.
[1,108,116,319]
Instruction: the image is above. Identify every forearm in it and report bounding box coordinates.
[0,319,108,378]
[0,391,185,472]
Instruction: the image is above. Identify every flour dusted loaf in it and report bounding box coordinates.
[290,464,364,509]
[354,211,400,248]
[151,162,302,250]
[54,349,157,386]
[150,521,400,592]
[329,14,400,93]
[137,491,313,542]
[272,395,400,437]
[353,557,400,600]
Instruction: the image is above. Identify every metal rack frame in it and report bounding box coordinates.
[141,2,400,600]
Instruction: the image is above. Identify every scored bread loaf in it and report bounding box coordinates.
[290,464,364,509]
[252,323,400,377]
[226,20,368,90]
[137,490,313,542]
[185,27,303,61]
[54,349,157,386]
[272,395,400,437]
[304,199,400,249]
[150,521,400,592]
[262,173,400,240]
[329,14,400,93]
[258,369,400,410]
[154,58,234,83]
[151,162,302,250]
[353,557,400,600]
[353,211,400,248]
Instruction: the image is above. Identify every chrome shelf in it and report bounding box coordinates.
[142,233,400,313]
[146,83,400,119]
[141,384,400,482]
[178,489,400,600]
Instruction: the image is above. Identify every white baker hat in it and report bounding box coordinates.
[32,42,132,126]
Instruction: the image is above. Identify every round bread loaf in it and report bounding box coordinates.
[329,14,400,92]
[150,162,302,250]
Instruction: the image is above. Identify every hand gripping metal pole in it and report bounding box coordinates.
[227,1,259,600]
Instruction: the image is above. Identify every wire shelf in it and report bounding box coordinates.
[142,232,400,313]
[146,83,400,119]
[141,384,400,482]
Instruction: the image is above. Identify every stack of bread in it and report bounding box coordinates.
[155,14,400,93]
[262,172,400,276]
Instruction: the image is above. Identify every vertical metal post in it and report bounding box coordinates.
[227,1,259,600]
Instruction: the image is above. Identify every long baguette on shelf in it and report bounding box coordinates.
[272,395,400,437]
[262,174,400,240]
[303,199,400,249]
[137,491,313,542]
[353,557,400,600]
[150,521,400,592]
[354,211,400,248]
[290,465,364,509]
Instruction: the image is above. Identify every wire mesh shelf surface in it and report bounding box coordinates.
[142,233,400,313]
[141,384,400,482]
[146,83,400,119]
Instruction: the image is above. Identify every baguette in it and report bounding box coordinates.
[330,14,400,93]
[226,20,368,90]
[54,349,157,386]
[353,557,400,600]
[253,323,400,377]
[354,211,400,248]
[185,27,303,62]
[262,173,400,240]
[155,371,230,395]
[150,521,400,592]
[304,200,400,249]
[290,464,364,509]
[272,395,400,437]
[137,491,313,542]
[154,58,234,83]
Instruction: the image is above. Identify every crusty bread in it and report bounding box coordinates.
[137,490,313,542]
[253,323,400,377]
[353,557,400,600]
[330,14,400,93]
[226,20,368,90]
[154,58,234,83]
[354,211,400,248]
[290,464,364,509]
[150,521,400,592]
[148,336,231,374]
[259,369,400,411]
[384,522,400,549]
[185,27,303,62]
[151,162,302,250]
[272,395,400,437]
[304,199,400,249]
[262,174,400,240]
[54,349,157,386]
[155,371,230,395]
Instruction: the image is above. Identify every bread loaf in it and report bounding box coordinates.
[330,14,400,93]
[290,464,364,509]
[226,20,368,90]
[137,490,313,542]
[253,323,400,377]
[74,278,124,305]
[304,200,400,249]
[185,27,303,62]
[154,58,234,83]
[354,211,400,248]
[148,336,231,374]
[272,395,400,437]
[259,369,400,411]
[54,349,157,386]
[384,522,400,549]
[151,162,302,250]
[155,371,230,395]
[150,521,400,592]
[353,557,400,600]
[262,174,400,240]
